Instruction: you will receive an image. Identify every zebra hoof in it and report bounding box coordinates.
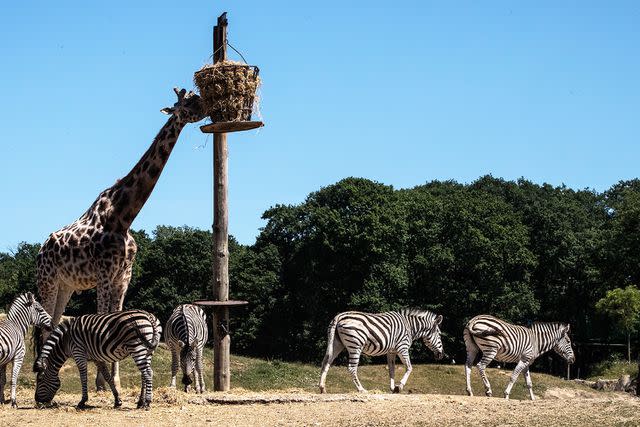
[114,399,122,408]
[485,392,492,397]
[393,386,401,394]
[11,400,17,409]
[319,386,326,394]
[76,402,88,410]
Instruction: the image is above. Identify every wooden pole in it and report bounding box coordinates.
[213,12,230,392]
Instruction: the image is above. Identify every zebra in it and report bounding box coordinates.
[165,304,208,393]
[0,292,52,408]
[33,309,161,409]
[463,314,575,400]
[318,308,444,394]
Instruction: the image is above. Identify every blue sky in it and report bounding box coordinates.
[1,1,638,250]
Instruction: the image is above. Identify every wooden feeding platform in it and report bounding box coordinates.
[200,121,263,134]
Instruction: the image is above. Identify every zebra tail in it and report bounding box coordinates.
[134,312,161,350]
[324,315,341,359]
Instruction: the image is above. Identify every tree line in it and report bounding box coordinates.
[1,175,639,373]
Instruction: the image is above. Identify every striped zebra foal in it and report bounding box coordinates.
[0,292,52,408]
[165,304,208,393]
[34,309,161,409]
[318,309,444,394]
[464,314,575,400]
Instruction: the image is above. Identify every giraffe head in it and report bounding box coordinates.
[161,87,205,123]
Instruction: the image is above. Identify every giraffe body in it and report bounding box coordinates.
[36,88,204,387]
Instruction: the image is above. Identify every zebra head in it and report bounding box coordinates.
[25,293,53,332]
[552,324,575,364]
[33,321,70,406]
[179,341,196,389]
[403,309,445,360]
[422,314,444,360]
[8,292,53,332]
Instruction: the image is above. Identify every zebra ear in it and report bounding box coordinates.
[178,341,185,349]
[565,324,571,333]
[434,315,443,326]
[26,292,35,306]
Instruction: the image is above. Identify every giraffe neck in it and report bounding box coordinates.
[82,115,188,232]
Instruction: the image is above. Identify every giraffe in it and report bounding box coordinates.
[36,88,205,388]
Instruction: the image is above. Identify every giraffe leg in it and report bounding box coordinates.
[476,350,497,397]
[395,350,413,393]
[107,269,131,391]
[504,360,530,399]
[96,280,112,391]
[36,276,60,346]
[10,348,25,408]
[387,352,397,393]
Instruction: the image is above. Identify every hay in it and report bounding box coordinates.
[194,60,261,122]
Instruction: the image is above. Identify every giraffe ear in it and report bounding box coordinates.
[161,107,175,115]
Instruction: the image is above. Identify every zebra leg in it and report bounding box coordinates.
[10,349,25,408]
[72,350,90,409]
[318,336,344,393]
[476,351,497,397]
[395,350,413,393]
[196,347,205,393]
[347,349,367,393]
[0,364,6,404]
[97,362,122,408]
[170,347,179,389]
[524,367,535,400]
[135,352,154,409]
[504,360,529,399]
[463,328,479,396]
[387,352,397,393]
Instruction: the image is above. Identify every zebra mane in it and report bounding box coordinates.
[399,308,434,318]
[530,321,568,329]
[34,318,72,373]
[8,292,35,317]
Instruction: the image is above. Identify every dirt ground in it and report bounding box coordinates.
[1,387,638,427]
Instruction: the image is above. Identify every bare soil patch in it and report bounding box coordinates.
[2,387,638,427]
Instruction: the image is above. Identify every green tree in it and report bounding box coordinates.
[596,286,640,363]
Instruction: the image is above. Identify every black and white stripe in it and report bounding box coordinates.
[0,292,52,408]
[319,308,444,393]
[34,309,161,409]
[165,304,208,393]
[464,314,575,400]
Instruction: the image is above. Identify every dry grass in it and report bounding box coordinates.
[1,388,638,427]
[4,339,638,426]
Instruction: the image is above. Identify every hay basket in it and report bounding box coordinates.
[194,62,260,123]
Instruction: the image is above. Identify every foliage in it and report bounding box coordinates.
[2,175,640,373]
[595,286,640,336]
